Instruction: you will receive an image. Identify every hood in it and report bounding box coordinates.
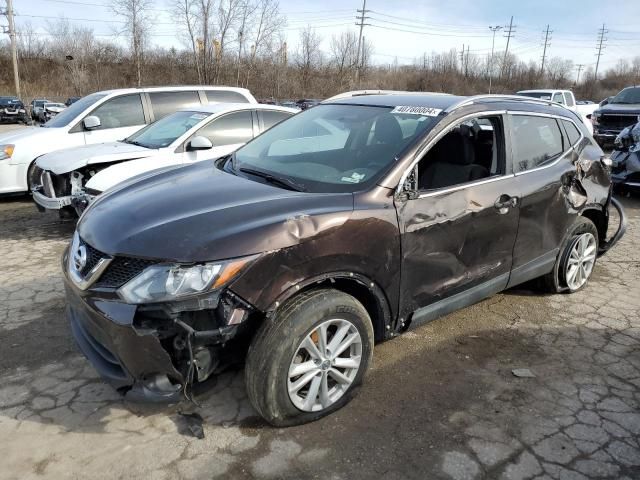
[0,125,58,144]
[85,155,180,192]
[597,103,640,114]
[45,106,65,113]
[78,161,354,263]
[37,141,156,175]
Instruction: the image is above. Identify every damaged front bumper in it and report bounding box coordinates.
[66,283,186,402]
[32,186,94,213]
[63,250,253,403]
[599,197,627,255]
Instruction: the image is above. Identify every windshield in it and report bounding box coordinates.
[233,104,439,193]
[125,110,210,149]
[611,87,640,105]
[43,93,107,128]
[517,92,553,100]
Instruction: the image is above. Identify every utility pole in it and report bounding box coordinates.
[354,0,370,86]
[502,16,515,79]
[575,64,585,85]
[488,25,502,93]
[459,44,465,72]
[540,24,552,76]
[5,0,20,99]
[464,45,470,77]
[594,23,607,80]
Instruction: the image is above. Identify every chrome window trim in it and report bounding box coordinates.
[395,110,507,194]
[508,111,584,176]
[416,174,515,198]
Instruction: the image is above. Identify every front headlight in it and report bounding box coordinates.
[117,256,255,304]
[19,108,25,113]
[0,144,14,160]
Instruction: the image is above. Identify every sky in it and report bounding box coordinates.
[7,0,640,77]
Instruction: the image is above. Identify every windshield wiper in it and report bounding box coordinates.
[239,167,307,192]
[123,139,149,148]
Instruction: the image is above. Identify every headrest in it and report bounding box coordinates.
[432,130,475,165]
[374,114,403,145]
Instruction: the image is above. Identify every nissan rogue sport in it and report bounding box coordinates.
[63,93,625,426]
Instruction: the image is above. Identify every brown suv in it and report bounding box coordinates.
[63,93,625,426]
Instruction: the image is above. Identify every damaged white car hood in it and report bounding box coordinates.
[36,141,157,175]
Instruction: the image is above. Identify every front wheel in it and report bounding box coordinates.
[245,289,374,426]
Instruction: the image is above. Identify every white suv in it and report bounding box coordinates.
[0,86,256,194]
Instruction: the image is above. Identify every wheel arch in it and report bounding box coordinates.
[579,204,607,247]
[265,272,393,343]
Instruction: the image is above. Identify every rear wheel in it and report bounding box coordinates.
[245,289,374,426]
[542,217,599,293]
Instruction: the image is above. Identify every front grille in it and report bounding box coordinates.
[79,236,156,289]
[95,257,156,288]
[600,114,638,130]
[80,238,104,276]
[40,170,70,198]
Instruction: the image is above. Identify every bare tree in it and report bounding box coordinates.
[242,0,285,88]
[112,0,153,86]
[329,31,357,89]
[214,0,242,83]
[295,26,322,94]
[173,0,203,83]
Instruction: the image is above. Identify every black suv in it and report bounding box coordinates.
[63,93,625,426]
[593,86,640,147]
[0,96,29,124]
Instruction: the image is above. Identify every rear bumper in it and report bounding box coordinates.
[599,197,627,255]
[64,274,184,403]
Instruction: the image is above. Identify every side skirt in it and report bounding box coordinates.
[506,249,558,289]
[409,272,510,329]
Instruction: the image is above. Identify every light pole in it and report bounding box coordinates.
[488,26,502,94]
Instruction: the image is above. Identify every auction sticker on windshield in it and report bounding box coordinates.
[391,106,442,116]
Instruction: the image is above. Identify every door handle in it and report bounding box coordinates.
[494,194,518,214]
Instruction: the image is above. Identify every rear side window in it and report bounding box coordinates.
[262,110,293,130]
[553,93,564,104]
[562,120,581,146]
[149,91,201,120]
[206,90,250,103]
[511,115,565,173]
[564,92,575,107]
[194,111,253,146]
[91,94,145,130]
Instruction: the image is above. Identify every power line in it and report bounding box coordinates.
[594,23,608,79]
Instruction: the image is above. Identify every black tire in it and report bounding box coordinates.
[245,288,374,427]
[541,216,599,293]
[27,161,41,192]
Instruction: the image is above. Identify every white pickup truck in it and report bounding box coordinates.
[516,89,598,134]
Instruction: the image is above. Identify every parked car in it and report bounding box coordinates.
[32,103,297,216]
[516,89,598,133]
[610,118,640,194]
[0,96,29,124]
[65,96,81,106]
[591,86,640,147]
[63,93,625,426]
[296,98,320,110]
[38,102,67,123]
[30,98,50,120]
[0,86,257,195]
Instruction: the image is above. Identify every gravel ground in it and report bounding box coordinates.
[0,123,638,479]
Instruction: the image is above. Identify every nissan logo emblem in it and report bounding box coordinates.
[73,245,88,272]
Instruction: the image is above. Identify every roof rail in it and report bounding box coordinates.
[446,94,564,113]
[323,90,452,103]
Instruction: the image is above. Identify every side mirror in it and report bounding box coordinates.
[83,115,101,130]
[187,136,213,151]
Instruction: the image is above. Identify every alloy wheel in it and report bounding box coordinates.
[287,318,363,412]
[565,232,597,290]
